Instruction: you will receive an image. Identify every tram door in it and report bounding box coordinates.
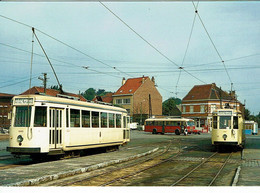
[49,108,64,149]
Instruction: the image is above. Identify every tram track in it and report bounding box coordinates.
[171,152,233,186]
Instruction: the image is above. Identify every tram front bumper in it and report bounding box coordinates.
[6,147,41,154]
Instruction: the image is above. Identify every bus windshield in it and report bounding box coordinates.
[187,121,194,126]
[14,106,31,127]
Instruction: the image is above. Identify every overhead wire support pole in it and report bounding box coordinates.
[29,29,34,94]
[32,27,63,93]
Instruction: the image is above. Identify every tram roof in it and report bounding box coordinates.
[13,94,127,113]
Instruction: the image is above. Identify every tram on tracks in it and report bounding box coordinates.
[144,117,196,135]
[7,95,130,158]
[211,108,245,150]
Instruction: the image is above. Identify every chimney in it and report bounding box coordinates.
[142,75,145,84]
[122,77,126,85]
[151,76,155,85]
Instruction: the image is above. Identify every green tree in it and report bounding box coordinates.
[162,97,182,116]
[82,88,96,101]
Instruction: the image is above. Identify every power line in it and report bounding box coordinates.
[0,14,133,78]
[99,1,206,84]
[191,1,233,85]
[176,1,199,97]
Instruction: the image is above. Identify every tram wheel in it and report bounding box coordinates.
[152,128,157,134]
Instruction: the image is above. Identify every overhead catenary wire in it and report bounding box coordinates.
[191,1,233,85]
[175,1,199,97]
[0,14,133,78]
[99,1,206,85]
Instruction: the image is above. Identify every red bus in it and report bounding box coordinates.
[144,118,196,135]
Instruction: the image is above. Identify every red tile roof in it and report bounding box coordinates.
[0,93,16,98]
[183,83,234,101]
[93,92,114,103]
[114,76,148,95]
[21,86,86,101]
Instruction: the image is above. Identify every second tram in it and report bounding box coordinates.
[211,108,245,149]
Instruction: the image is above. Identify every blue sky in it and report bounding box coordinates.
[0,2,259,114]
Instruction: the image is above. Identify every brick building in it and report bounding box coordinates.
[182,83,244,132]
[0,93,16,129]
[113,76,162,124]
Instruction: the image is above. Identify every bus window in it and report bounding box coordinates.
[101,112,108,128]
[92,111,100,128]
[233,116,238,129]
[219,116,231,129]
[14,106,31,127]
[213,116,217,129]
[82,110,90,127]
[109,113,115,128]
[70,109,80,127]
[116,114,121,128]
[34,106,47,127]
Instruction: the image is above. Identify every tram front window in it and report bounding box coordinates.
[14,106,31,127]
[34,106,47,127]
[213,116,217,129]
[219,116,231,129]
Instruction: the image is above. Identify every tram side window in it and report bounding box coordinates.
[82,110,90,127]
[34,107,47,127]
[101,112,108,128]
[92,111,99,128]
[14,106,31,127]
[109,113,115,128]
[70,109,80,127]
[213,116,217,129]
[123,116,126,128]
[219,116,231,129]
[233,116,238,129]
[116,114,122,128]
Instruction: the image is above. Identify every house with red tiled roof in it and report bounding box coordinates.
[0,93,16,129]
[182,83,244,132]
[92,92,114,104]
[21,86,86,102]
[113,76,162,124]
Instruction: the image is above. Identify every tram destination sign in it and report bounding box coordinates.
[14,98,34,105]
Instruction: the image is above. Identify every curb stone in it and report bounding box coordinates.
[6,147,159,186]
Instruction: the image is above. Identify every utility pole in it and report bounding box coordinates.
[220,87,222,109]
[149,94,152,118]
[38,73,48,93]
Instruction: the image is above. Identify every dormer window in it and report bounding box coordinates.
[120,90,123,93]
[129,89,132,92]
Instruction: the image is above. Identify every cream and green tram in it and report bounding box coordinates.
[211,108,245,149]
[7,95,130,157]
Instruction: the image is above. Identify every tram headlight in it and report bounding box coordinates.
[17,135,24,143]
[223,134,227,141]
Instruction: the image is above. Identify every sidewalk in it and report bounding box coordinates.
[0,146,158,186]
[235,135,260,186]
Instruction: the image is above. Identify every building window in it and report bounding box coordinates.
[182,106,186,113]
[123,98,130,104]
[211,104,216,113]
[190,106,194,113]
[116,99,122,104]
[200,105,205,113]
